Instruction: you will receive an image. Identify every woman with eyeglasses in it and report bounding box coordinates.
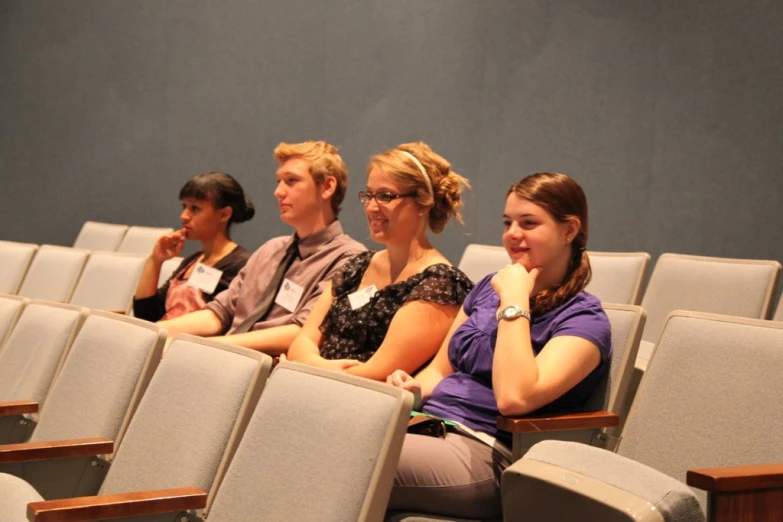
[286,142,473,380]
[385,173,612,519]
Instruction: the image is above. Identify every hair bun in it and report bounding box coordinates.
[234,197,255,223]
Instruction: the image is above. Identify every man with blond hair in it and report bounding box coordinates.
[159,141,365,355]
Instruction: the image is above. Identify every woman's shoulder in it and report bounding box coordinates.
[332,250,375,294]
[224,245,252,264]
[231,245,252,260]
[211,245,251,272]
[541,291,612,356]
[402,262,474,306]
[420,262,473,285]
[545,291,608,323]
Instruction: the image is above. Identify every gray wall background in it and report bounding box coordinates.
[1,0,781,271]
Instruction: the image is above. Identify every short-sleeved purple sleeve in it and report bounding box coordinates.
[538,293,612,364]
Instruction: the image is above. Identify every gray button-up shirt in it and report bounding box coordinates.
[206,220,366,334]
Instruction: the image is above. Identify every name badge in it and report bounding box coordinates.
[274,278,305,313]
[187,262,223,294]
[348,284,378,310]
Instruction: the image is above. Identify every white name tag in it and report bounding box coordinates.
[274,278,305,313]
[187,262,222,294]
[348,284,378,310]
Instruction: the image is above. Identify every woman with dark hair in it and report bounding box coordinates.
[133,172,254,322]
[386,173,612,519]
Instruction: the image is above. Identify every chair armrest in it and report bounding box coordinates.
[27,486,207,522]
[0,437,113,464]
[687,464,783,492]
[497,411,619,433]
[687,464,783,522]
[0,400,39,416]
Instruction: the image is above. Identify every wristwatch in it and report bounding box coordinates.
[496,305,531,322]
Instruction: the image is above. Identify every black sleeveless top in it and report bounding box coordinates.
[319,251,473,361]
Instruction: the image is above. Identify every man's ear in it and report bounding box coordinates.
[320,176,337,200]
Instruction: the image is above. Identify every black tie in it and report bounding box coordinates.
[232,237,300,334]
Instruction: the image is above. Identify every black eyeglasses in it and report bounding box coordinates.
[358,191,417,205]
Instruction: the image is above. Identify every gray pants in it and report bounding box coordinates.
[388,432,511,520]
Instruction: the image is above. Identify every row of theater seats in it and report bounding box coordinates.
[0,222,184,312]
[0,297,412,521]
[1,294,781,520]
[0,241,177,315]
[72,222,175,254]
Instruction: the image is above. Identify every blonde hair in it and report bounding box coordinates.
[274,141,348,216]
[368,141,471,233]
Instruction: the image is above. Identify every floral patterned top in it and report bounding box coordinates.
[319,251,473,362]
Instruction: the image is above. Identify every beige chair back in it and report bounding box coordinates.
[457,244,510,284]
[68,251,146,313]
[16,245,89,302]
[117,226,173,254]
[0,241,39,294]
[73,221,128,251]
[0,301,87,444]
[98,336,272,500]
[0,294,27,352]
[206,362,413,522]
[586,252,650,305]
[638,253,780,363]
[9,312,165,499]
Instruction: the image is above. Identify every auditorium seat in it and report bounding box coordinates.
[117,226,174,255]
[73,221,128,252]
[68,251,146,313]
[22,362,414,522]
[637,253,780,370]
[0,312,165,500]
[504,311,783,522]
[0,294,26,352]
[16,245,89,302]
[1,335,272,522]
[586,251,651,305]
[0,301,87,445]
[0,241,39,295]
[457,244,510,283]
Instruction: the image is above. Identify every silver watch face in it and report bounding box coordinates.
[499,306,521,319]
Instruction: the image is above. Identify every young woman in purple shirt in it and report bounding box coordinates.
[386,173,612,519]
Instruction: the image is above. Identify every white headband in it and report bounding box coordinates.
[398,150,433,196]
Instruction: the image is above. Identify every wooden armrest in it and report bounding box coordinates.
[27,486,207,522]
[0,437,113,464]
[687,464,783,492]
[0,400,39,416]
[497,411,619,433]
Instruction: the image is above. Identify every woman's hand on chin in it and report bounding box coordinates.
[152,229,186,263]
[491,263,540,305]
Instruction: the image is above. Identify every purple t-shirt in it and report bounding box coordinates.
[423,274,612,447]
